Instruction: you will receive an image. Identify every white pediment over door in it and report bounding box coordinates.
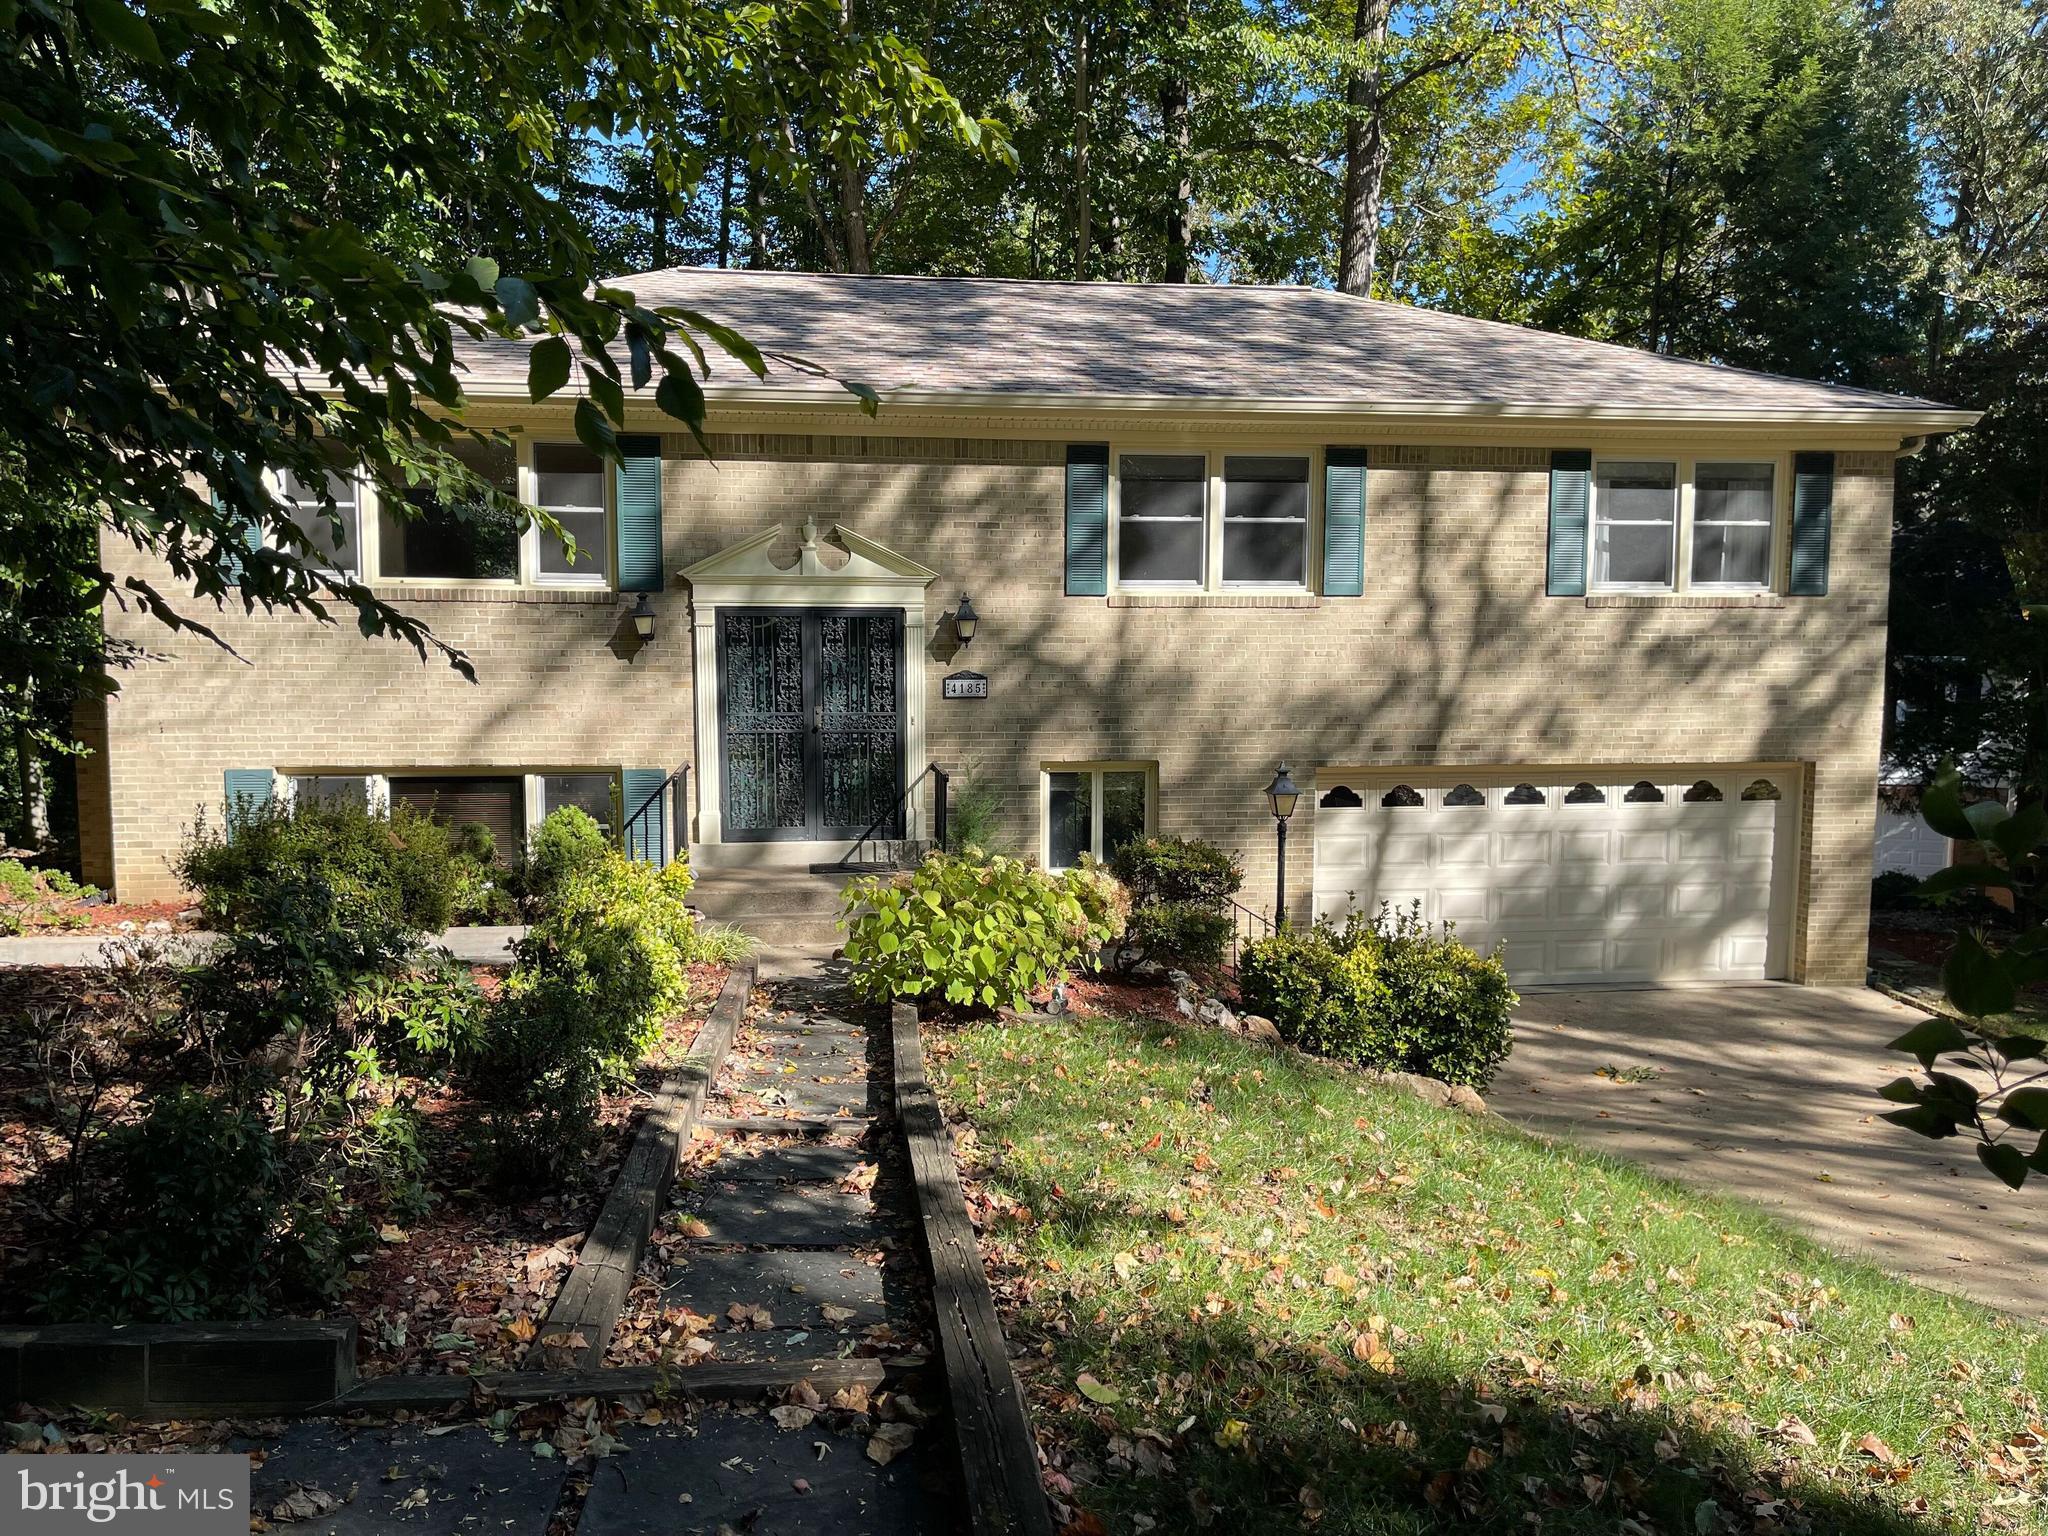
[681,518,938,610]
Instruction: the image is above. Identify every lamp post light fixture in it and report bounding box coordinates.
[953,592,979,646]
[1264,763,1300,929]
[629,592,657,642]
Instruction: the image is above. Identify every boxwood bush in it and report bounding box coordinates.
[1109,835,1243,973]
[1239,903,1516,1089]
[842,851,1128,1013]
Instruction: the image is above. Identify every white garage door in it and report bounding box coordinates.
[1311,770,1799,985]
[1873,807,1951,878]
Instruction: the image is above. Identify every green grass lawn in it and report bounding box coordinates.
[929,1013,2048,1534]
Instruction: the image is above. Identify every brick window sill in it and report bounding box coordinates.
[1108,592,1323,609]
[1585,592,1786,610]
[367,583,623,606]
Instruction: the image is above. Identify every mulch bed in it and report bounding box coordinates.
[1,897,198,935]
[0,958,729,1383]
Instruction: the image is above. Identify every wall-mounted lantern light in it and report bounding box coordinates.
[630,592,657,642]
[954,593,980,646]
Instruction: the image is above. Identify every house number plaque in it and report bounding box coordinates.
[941,670,989,700]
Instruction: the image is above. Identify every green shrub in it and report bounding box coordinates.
[1239,905,1517,1089]
[842,851,1128,1013]
[37,1089,360,1323]
[523,805,612,904]
[0,857,102,932]
[461,846,701,1186]
[1871,870,1924,911]
[943,766,1010,856]
[1365,904,1516,1088]
[353,951,486,1070]
[1110,836,1243,972]
[1238,924,1388,1058]
[180,797,460,937]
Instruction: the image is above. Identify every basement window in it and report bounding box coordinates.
[1043,764,1153,869]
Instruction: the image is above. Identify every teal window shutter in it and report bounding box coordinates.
[615,436,664,593]
[222,768,274,831]
[1789,452,1835,596]
[215,493,262,586]
[621,767,668,865]
[1065,444,1109,596]
[1323,448,1367,596]
[1547,450,1592,597]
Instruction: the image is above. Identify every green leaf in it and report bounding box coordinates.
[1965,798,2013,840]
[1977,1140,2029,1189]
[494,275,539,329]
[1920,762,1973,840]
[1886,1014,1972,1067]
[1992,801,2048,862]
[1882,1104,1957,1139]
[1941,931,2016,1018]
[583,363,625,425]
[462,254,501,296]
[527,337,572,402]
[1076,1374,1121,1405]
[572,397,617,459]
[77,0,161,62]
[1917,863,2015,898]
[1998,1086,2048,1131]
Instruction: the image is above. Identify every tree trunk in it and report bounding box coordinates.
[1335,0,1392,296]
[652,190,670,270]
[716,155,734,269]
[1073,16,1091,278]
[11,717,44,853]
[1161,69,1192,282]
[837,155,873,273]
[747,164,768,268]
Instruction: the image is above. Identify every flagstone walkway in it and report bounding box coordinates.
[235,947,954,1536]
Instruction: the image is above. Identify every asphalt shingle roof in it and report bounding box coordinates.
[449,269,1965,421]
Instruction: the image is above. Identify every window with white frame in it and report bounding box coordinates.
[1592,456,1780,593]
[1690,462,1775,587]
[1114,450,1315,592]
[537,771,620,836]
[289,774,372,809]
[1117,454,1207,586]
[379,440,521,581]
[1043,764,1152,868]
[278,461,363,577]
[530,443,610,586]
[1222,455,1309,586]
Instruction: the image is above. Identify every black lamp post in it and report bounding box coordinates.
[1265,763,1300,929]
[629,593,657,642]
[954,593,979,646]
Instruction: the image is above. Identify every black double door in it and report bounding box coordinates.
[717,608,904,842]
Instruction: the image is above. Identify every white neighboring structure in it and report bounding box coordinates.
[1873,799,1953,878]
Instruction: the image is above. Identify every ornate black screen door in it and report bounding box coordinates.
[717,608,902,842]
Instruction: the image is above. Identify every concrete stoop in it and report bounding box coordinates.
[690,868,872,947]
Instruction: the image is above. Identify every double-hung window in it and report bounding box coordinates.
[1222,456,1310,586]
[1112,449,1315,592]
[1117,454,1208,586]
[380,440,521,582]
[530,443,611,587]
[1591,456,1781,594]
[278,458,363,578]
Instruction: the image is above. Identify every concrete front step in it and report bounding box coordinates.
[690,869,877,946]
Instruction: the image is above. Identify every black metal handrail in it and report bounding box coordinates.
[621,763,689,866]
[836,762,948,871]
[1226,896,1276,970]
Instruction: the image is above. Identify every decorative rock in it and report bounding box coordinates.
[1241,1015,1281,1043]
[1195,997,1238,1033]
[1175,992,1196,1018]
[1369,1069,1486,1116]
[1130,958,1168,982]
[1048,981,1070,1016]
[1167,969,1197,996]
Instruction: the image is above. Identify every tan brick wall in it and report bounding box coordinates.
[91,432,1890,982]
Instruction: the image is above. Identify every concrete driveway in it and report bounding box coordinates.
[1493,983,2043,1322]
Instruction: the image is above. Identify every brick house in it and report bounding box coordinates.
[78,271,1975,986]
